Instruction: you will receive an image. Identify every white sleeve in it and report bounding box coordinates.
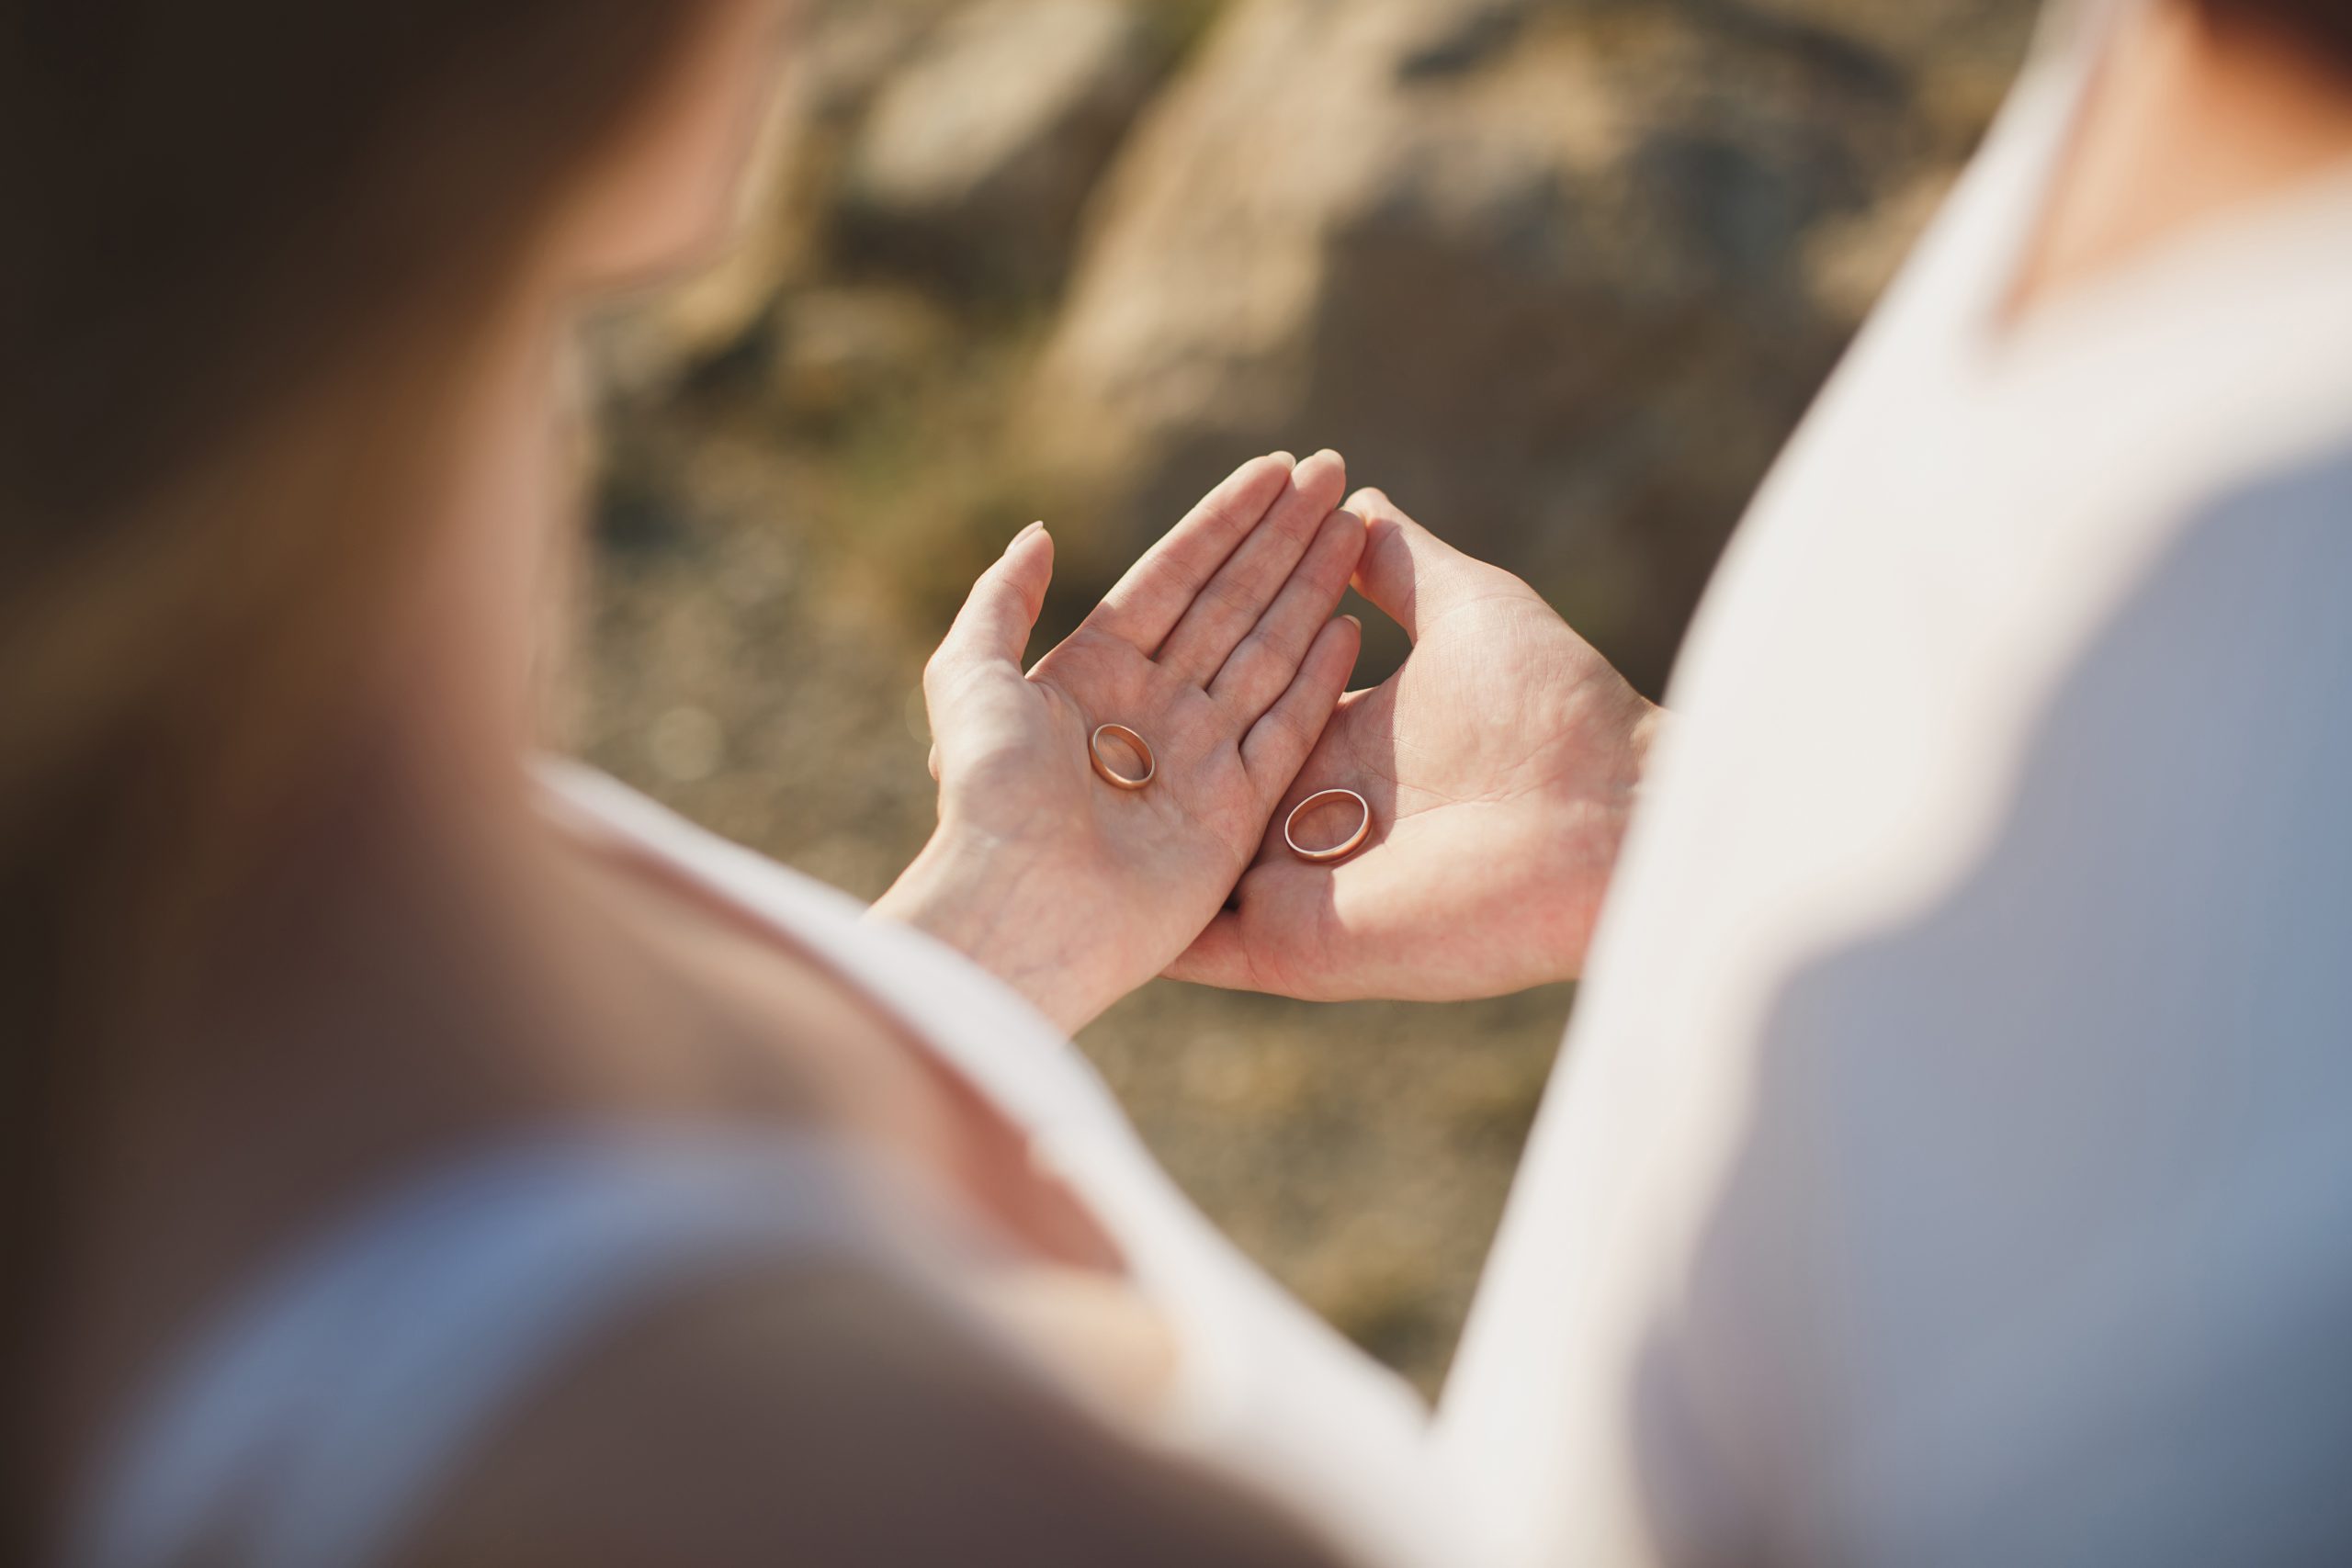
[1633,452,2352,1568]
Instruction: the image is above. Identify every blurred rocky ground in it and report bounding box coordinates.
[571,0,2035,1392]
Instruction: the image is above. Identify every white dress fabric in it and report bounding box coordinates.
[75,4,2352,1564]
[1439,4,2352,1565]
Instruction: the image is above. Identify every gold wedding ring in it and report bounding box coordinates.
[1284,788,1372,863]
[1090,724,1157,791]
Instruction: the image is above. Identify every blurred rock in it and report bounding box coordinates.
[842,0,1160,295]
[584,0,962,403]
[583,83,817,403]
[1735,0,2040,96]
[1023,0,2030,689]
[773,285,955,423]
[791,0,966,130]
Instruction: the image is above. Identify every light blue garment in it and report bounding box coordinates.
[74,1134,946,1568]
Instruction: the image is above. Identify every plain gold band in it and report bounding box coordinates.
[1089,724,1157,791]
[1284,788,1372,863]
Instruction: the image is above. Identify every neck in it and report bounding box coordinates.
[2013,0,2352,314]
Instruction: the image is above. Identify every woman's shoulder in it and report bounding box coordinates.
[402,1257,1350,1568]
[78,1131,1272,1568]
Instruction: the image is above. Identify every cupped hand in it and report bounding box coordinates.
[874,452,1366,1032]
[1168,488,1664,1003]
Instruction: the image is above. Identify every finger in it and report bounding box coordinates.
[1241,613,1361,788]
[1080,453,1298,652]
[927,523,1053,698]
[1165,910,1270,993]
[1157,449,1349,685]
[1348,487,1528,643]
[1208,505,1367,722]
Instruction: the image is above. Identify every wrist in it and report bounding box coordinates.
[1548,695,1669,986]
[1623,699,1672,802]
[871,829,1115,1036]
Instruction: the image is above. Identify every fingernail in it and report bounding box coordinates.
[1342,614,1362,632]
[1272,451,1297,468]
[1007,521,1045,552]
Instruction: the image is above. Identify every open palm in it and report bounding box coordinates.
[877,453,1366,1031]
[1169,489,1662,1003]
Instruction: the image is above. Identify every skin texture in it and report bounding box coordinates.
[1172,489,1660,1002]
[874,451,1366,1031]
[878,467,1659,1014]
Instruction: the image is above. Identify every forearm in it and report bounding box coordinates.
[870,831,1122,1037]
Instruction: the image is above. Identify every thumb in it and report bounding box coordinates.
[928,523,1053,695]
[1347,488,1526,643]
[1164,911,1266,993]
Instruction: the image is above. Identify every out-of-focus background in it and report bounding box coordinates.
[569,0,2036,1393]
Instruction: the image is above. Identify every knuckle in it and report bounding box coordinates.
[922,650,965,701]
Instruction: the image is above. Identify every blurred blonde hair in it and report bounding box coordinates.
[0,0,729,1530]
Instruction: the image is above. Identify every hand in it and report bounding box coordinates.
[1168,488,1663,1002]
[874,452,1366,1032]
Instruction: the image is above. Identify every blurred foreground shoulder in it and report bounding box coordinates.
[403,1259,1353,1568]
